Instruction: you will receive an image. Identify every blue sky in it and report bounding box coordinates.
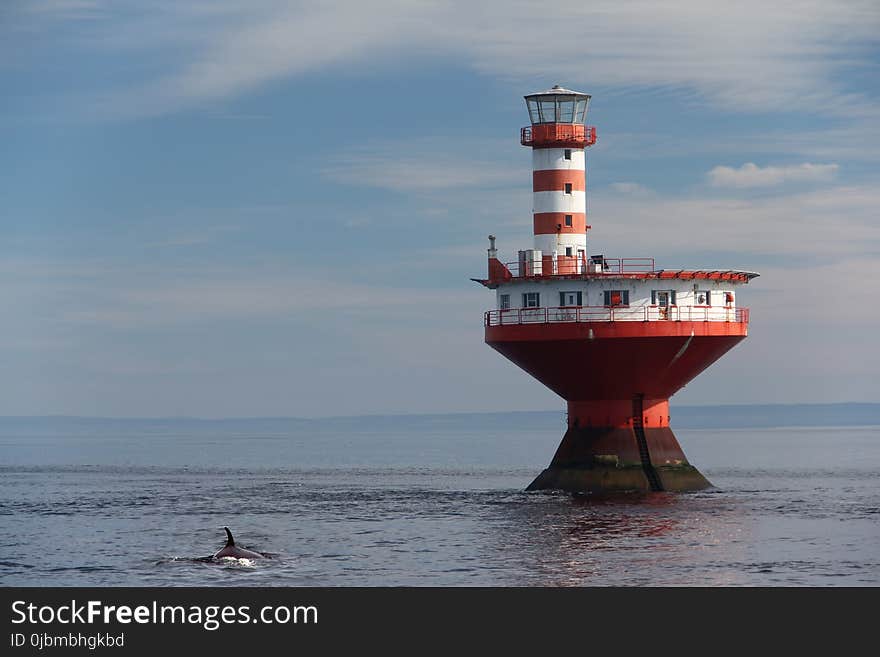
[2,0,879,417]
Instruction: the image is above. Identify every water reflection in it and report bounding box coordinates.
[485,490,751,586]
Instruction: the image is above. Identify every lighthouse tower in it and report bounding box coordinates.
[476,86,758,493]
[524,86,594,275]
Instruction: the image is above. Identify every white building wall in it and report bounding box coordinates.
[496,278,742,316]
[532,148,586,171]
[533,234,587,255]
[532,191,586,214]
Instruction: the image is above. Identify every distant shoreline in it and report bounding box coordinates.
[1,402,878,432]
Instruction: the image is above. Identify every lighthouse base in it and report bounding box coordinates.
[526,424,712,494]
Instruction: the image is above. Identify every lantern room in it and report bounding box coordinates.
[521,86,596,148]
[525,85,591,125]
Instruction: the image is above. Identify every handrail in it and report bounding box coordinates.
[503,257,655,277]
[521,124,597,147]
[485,305,749,326]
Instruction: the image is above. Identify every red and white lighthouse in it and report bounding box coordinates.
[476,86,759,493]
[524,86,595,275]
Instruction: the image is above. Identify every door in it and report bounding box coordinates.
[657,291,670,319]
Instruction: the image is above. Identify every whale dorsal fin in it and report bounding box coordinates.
[224,527,235,547]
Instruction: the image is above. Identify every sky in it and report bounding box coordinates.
[2,0,879,417]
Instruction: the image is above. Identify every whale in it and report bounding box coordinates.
[212,527,266,560]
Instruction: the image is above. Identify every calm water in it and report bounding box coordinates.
[1,420,878,586]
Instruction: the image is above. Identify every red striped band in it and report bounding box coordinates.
[533,212,587,234]
[532,169,585,192]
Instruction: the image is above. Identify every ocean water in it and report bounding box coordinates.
[1,417,878,586]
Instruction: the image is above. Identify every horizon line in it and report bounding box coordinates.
[2,401,878,422]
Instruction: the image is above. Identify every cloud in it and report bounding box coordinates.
[322,138,525,192]
[0,260,471,330]
[4,180,880,415]
[145,224,241,248]
[9,1,878,118]
[755,256,878,324]
[590,183,880,260]
[0,253,504,415]
[590,118,880,165]
[609,182,651,196]
[20,0,102,17]
[707,162,840,188]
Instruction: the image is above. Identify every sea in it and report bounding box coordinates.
[1,405,878,587]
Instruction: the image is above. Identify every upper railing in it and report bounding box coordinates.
[521,124,597,148]
[505,257,655,277]
[485,305,749,326]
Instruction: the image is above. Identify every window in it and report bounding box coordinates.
[564,214,573,227]
[522,292,540,308]
[695,290,711,306]
[651,290,677,305]
[558,99,574,122]
[560,291,582,306]
[528,95,588,124]
[574,98,588,123]
[565,247,573,256]
[564,183,572,194]
[527,99,540,124]
[564,149,572,161]
[538,99,556,123]
[499,294,510,310]
[603,290,629,306]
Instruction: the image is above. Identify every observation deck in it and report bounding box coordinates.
[478,255,759,288]
[521,124,597,148]
[485,305,749,326]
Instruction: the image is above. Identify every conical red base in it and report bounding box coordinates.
[526,424,712,493]
[482,321,738,493]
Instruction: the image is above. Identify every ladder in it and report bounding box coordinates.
[632,395,663,492]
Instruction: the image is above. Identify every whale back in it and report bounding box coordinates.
[213,545,265,560]
[212,527,265,560]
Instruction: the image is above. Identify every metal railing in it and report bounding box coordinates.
[504,257,655,277]
[521,124,597,147]
[485,305,749,326]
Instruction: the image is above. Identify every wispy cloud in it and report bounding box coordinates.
[585,118,880,164]
[8,1,878,118]
[323,138,525,192]
[591,183,880,259]
[0,254,501,416]
[609,182,652,196]
[708,162,840,188]
[3,262,468,329]
[20,0,102,18]
[755,256,879,323]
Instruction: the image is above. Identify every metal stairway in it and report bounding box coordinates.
[632,395,663,492]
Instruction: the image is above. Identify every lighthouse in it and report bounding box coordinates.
[475,86,758,492]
